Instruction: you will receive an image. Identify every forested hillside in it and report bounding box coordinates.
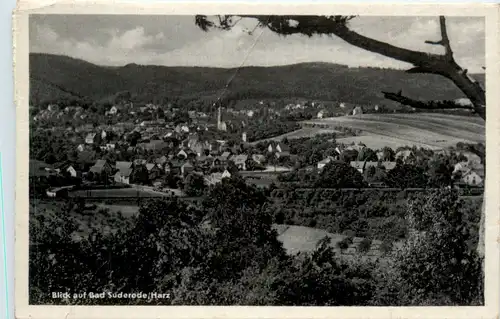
[29,53,485,107]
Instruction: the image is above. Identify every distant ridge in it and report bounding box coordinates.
[29,53,485,106]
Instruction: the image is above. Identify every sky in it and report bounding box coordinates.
[29,15,485,73]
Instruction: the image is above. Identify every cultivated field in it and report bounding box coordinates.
[302,113,485,150]
[252,127,340,144]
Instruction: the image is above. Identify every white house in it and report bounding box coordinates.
[462,170,484,187]
[76,144,85,152]
[317,156,334,170]
[66,166,78,178]
[222,169,232,179]
[352,106,364,116]
[109,106,119,115]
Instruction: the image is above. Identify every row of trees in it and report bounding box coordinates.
[279,159,457,189]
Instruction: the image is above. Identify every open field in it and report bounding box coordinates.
[272,224,398,262]
[251,127,340,144]
[302,113,484,150]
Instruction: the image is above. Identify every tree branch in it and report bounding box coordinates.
[382,91,476,111]
[195,15,486,119]
[425,16,454,60]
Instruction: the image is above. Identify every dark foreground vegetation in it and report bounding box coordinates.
[30,177,483,306]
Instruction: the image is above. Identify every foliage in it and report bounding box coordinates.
[183,173,207,197]
[374,189,483,305]
[315,162,366,188]
[384,163,428,188]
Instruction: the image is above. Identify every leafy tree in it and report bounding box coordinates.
[357,147,378,161]
[358,238,372,253]
[315,162,365,188]
[427,157,453,187]
[126,131,141,146]
[384,164,427,189]
[378,190,483,305]
[381,147,395,161]
[130,165,149,185]
[183,173,207,197]
[340,149,359,163]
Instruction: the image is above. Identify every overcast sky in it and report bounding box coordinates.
[29,15,485,73]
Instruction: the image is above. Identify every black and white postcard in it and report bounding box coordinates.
[14,2,500,319]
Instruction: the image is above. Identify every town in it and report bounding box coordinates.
[30,99,484,201]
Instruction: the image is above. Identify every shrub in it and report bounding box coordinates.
[380,240,393,255]
[337,240,349,250]
[358,238,372,253]
[308,219,317,228]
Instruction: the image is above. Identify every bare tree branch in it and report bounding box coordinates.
[382,91,476,111]
[425,16,454,60]
[195,15,485,119]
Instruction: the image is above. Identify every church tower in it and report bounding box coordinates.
[217,106,227,131]
[217,106,221,129]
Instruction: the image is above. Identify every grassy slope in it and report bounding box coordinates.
[29,53,485,107]
[303,113,485,150]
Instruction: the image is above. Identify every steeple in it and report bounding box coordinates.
[217,106,221,129]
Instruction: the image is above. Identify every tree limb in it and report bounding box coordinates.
[195,15,486,119]
[382,91,476,111]
[425,16,454,60]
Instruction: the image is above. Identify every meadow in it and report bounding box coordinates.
[302,113,485,150]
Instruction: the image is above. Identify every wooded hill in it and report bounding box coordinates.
[29,53,485,107]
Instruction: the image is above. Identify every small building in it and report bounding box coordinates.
[137,140,169,151]
[166,160,183,175]
[133,159,147,166]
[181,162,194,175]
[317,156,335,170]
[89,160,113,175]
[85,133,99,144]
[76,144,85,152]
[114,168,132,184]
[146,163,162,180]
[55,163,79,178]
[106,141,118,151]
[155,156,169,166]
[46,187,69,198]
[109,106,119,115]
[352,106,364,116]
[252,154,266,165]
[115,161,133,171]
[222,169,232,179]
[268,142,290,153]
[232,154,249,171]
[395,149,415,163]
[177,149,189,160]
[275,151,291,159]
[462,169,484,187]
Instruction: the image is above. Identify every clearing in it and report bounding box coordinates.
[272,224,400,262]
[302,113,484,150]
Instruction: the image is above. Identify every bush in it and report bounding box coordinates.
[337,240,349,250]
[380,240,393,255]
[358,238,372,253]
[308,219,317,228]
